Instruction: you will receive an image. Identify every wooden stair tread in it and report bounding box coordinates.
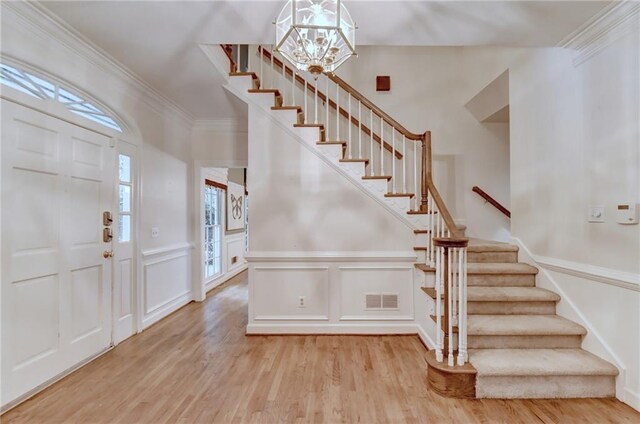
[414,229,431,234]
[407,210,437,215]
[414,246,427,251]
[294,124,324,128]
[229,72,259,79]
[362,175,392,181]
[415,264,436,272]
[316,141,346,146]
[340,158,369,164]
[420,287,436,298]
[426,350,476,375]
[248,88,280,94]
[271,106,302,111]
[385,193,415,198]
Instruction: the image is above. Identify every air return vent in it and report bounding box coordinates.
[365,294,382,309]
[365,293,399,310]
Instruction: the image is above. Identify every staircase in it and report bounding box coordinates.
[221,44,619,400]
[417,239,618,398]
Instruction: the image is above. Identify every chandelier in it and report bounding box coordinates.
[274,0,357,78]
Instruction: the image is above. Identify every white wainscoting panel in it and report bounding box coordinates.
[339,266,414,321]
[141,245,192,329]
[226,233,246,272]
[252,267,330,321]
[247,253,418,334]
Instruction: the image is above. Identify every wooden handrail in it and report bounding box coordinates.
[326,74,423,141]
[256,47,403,159]
[220,44,237,73]
[472,186,511,218]
[425,133,461,237]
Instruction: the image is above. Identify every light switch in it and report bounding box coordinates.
[588,206,605,223]
[151,227,159,238]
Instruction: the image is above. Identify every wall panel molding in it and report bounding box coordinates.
[246,251,417,263]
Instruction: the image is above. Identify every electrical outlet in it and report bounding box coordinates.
[298,296,306,308]
[151,227,159,238]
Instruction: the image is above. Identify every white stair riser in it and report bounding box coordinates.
[476,375,615,399]
[228,75,254,92]
[316,144,344,161]
[467,301,557,315]
[339,162,366,178]
[468,252,518,263]
[468,335,582,349]
[361,179,389,198]
[250,93,279,109]
[385,196,411,212]
[270,110,300,126]
[294,127,323,142]
[468,274,536,287]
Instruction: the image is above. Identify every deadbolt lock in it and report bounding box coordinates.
[103,211,113,226]
[103,228,113,242]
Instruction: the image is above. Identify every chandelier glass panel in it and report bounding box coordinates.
[275,0,356,77]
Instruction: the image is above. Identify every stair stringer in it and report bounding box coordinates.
[224,79,424,232]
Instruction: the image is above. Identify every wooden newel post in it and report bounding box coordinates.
[420,131,431,212]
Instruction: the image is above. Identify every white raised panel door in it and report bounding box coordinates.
[1,100,114,407]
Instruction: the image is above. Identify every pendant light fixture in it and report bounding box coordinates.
[274,0,357,78]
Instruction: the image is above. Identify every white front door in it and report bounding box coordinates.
[1,100,114,406]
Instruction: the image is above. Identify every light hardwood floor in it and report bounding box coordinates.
[3,271,639,423]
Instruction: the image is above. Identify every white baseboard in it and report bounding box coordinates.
[416,324,436,350]
[205,263,248,293]
[623,387,640,411]
[141,291,192,330]
[246,323,420,335]
[511,237,635,410]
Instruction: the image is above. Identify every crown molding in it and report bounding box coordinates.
[4,1,194,125]
[192,119,248,133]
[559,0,640,66]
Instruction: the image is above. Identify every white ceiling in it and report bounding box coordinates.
[40,0,611,119]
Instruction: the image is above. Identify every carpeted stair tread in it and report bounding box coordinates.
[469,348,618,377]
[467,239,519,253]
[467,315,586,336]
[467,263,538,275]
[467,287,560,302]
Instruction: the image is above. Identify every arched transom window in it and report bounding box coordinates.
[0,62,123,132]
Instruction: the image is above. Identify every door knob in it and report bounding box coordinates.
[103,250,114,258]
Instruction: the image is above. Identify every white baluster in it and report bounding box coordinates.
[325,76,330,138]
[413,142,418,210]
[435,245,443,363]
[282,56,286,105]
[304,79,307,121]
[402,135,407,194]
[391,130,396,193]
[270,46,274,88]
[336,83,340,141]
[458,248,468,365]
[370,110,374,176]
[358,101,362,158]
[380,116,384,176]
[291,69,296,106]
[348,93,352,159]
[314,81,318,124]
[237,44,241,72]
[448,247,454,367]
[247,45,251,72]
[427,191,433,266]
[452,248,458,328]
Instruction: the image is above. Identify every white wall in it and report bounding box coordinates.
[337,46,522,241]
[245,100,418,333]
[1,2,195,333]
[510,21,640,408]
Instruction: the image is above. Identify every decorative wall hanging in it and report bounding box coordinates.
[226,181,245,231]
